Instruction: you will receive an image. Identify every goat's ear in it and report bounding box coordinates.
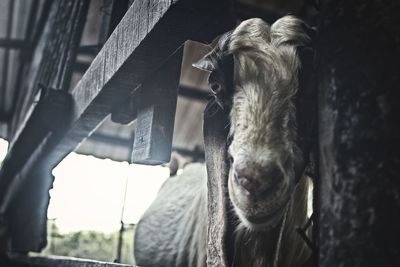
[192,53,215,72]
[193,30,233,72]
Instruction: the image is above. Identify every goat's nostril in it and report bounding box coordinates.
[235,174,259,193]
[233,162,285,196]
[238,177,251,190]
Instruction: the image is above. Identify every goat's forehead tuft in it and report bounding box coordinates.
[226,16,307,148]
[208,16,310,66]
[270,16,311,47]
[228,16,310,51]
[230,18,271,44]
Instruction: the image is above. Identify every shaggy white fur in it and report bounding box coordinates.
[134,16,312,267]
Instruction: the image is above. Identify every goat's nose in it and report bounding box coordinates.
[234,163,284,194]
[234,171,261,194]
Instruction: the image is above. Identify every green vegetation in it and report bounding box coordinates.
[37,221,135,265]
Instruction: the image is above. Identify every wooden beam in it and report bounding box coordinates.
[131,47,183,164]
[203,102,231,267]
[8,254,134,267]
[97,0,131,45]
[0,39,29,50]
[9,0,53,128]
[48,0,235,169]
[0,89,72,214]
[0,90,72,252]
[0,0,88,206]
[11,0,89,139]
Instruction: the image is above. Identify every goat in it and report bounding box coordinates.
[134,16,314,267]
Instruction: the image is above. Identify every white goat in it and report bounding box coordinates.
[134,16,313,267]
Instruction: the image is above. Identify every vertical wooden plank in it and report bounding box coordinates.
[317,0,400,266]
[131,47,183,165]
[203,102,231,267]
[11,0,88,140]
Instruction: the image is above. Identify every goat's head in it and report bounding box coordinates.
[194,16,313,230]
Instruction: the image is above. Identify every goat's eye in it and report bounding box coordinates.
[210,82,222,94]
[227,153,234,165]
[227,144,234,165]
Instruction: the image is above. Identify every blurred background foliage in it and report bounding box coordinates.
[35,220,135,265]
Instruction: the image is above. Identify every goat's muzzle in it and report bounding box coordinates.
[228,160,293,230]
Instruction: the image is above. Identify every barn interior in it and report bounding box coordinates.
[0,0,318,266]
[1,0,399,267]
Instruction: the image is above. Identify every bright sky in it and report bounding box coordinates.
[49,152,169,234]
[0,138,170,234]
[0,138,8,162]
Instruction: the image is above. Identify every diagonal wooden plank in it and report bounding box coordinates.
[49,0,235,169]
[0,0,88,207]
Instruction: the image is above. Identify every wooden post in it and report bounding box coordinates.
[317,0,400,266]
[203,102,231,267]
[131,47,183,165]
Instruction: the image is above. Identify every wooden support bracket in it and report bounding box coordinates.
[131,47,183,165]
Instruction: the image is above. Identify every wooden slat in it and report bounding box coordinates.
[0,39,28,49]
[9,255,134,267]
[0,0,88,205]
[11,0,88,141]
[131,47,182,164]
[0,90,72,252]
[203,103,231,267]
[0,89,72,213]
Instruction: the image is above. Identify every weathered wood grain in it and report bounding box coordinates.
[317,0,400,266]
[203,102,231,267]
[11,0,88,141]
[0,89,72,252]
[131,47,182,164]
[0,90,72,213]
[9,254,135,267]
[97,0,131,45]
[49,0,234,170]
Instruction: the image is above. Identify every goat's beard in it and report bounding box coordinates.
[228,168,295,231]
